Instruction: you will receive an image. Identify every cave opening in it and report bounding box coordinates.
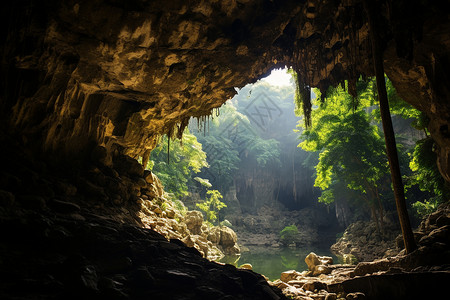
[146,67,343,279]
[2,0,450,299]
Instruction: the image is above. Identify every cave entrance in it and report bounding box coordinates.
[184,66,341,260]
[149,67,341,277]
[190,67,322,215]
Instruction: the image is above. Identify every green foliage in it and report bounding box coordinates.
[298,81,388,217]
[195,99,283,193]
[408,137,448,217]
[247,138,281,167]
[298,75,444,220]
[279,224,299,246]
[196,189,227,225]
[289,68,312,126]
[412,199,440,217]
[149,130,208,199]
[194,177,212,188]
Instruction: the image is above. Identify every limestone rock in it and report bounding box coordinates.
[218,226,238,248]
[305,252,322,271]
[184,211,203,235]
[305,252,332,274]
[207,226,221,244]
[4,0,450,185]
[113,155,144,178]
[312,265,332,276]
[239,263,253,270]
[280,270,302,283]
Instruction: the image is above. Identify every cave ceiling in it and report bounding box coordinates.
[1,0,450,177]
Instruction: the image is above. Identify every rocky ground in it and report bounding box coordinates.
[0,135,282,299]
[0,206,283,300]
[330,219,401,264]
[270,202,450,299]
[2,132,450,299]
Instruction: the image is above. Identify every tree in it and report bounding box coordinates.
[298,83,389,230]
[149,130,208,199]
[365,0,416,253]
[194,99,282,194]
[196,189,227,225]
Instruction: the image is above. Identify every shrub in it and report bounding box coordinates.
[279,224,299,246]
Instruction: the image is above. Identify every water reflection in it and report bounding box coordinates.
[220,247,337,281]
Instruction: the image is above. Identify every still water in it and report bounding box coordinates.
[221,246,338,281]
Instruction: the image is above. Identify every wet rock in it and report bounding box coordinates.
[164,269,197,285]
[207,226,221,243]
[165,207,176,219]
[49,199,81,214]
[239,263,253,270]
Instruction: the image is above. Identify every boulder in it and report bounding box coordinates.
[184,211,204,235]
[239,263,253,270]
[144,170,155,184]
[207,227,221,244]
[280,270,302,283]
[312,265,332,276]
[113,155,144,178]
[305,252,321,271]
[219,226,238,248]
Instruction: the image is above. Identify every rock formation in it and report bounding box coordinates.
[272,202,450,299]
[2,0,450,180]
[2,0,450,299]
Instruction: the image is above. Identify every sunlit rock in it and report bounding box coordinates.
[184,211,203,235]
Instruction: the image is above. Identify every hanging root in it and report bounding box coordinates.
[292,68,312,127]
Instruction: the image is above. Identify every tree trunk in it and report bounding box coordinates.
[364,0,417,253]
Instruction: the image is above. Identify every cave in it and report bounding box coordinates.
[1,0,450,299]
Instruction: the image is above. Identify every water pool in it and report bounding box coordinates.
[221,246,338,281]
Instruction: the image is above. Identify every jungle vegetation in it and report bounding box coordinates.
[147,73,447,229]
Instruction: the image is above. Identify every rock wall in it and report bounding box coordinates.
[2,0,450,181]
